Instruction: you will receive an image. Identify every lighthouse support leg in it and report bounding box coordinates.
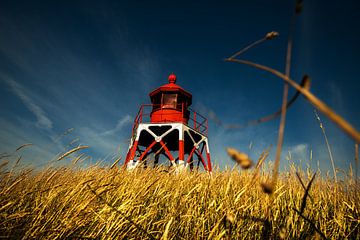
[186,146,197,166]
[195,150,208,171]
[178,127,185,169]
[178,140,185,169]
[159,140,175,167]
[139,140,157,162]
[205,140,212,172]
[176,139,185,173]
[125,140,139,169]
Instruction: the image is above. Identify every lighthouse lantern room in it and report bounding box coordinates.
[124,73,212,172]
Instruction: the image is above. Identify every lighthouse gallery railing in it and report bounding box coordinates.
[131,104,208,137]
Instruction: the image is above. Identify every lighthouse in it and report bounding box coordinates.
[124,73,212,172]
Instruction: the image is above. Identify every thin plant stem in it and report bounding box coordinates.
[355,143,359,185]
[314,110,337,182]
[229,37,267,59]
[271,0,297,192]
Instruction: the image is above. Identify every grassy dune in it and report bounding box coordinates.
[0,161,359,239]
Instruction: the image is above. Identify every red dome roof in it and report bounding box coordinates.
[149,73,192,100]
[168,73,177,84]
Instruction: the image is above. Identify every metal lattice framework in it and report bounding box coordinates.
[124,105,212,172]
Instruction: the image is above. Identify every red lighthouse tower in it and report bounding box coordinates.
[124,73,212,172]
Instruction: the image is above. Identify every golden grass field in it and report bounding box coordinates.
[1,157,359,239]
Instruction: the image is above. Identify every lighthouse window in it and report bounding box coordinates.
[162,93,177,109]
[151,94,162,111]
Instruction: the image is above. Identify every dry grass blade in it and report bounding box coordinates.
[295,172,314,202]
[226,30,279,72]
[269,0,298,199]
[225,58,360,143]
[154,142,168,156]
[293,208,328,240]
[69,138,80,146]
[57,146,89,161]
[110,156,122,170]
[72,153,86,164]
[53,128,75,143]
[14,156,22,166]
[236,215,273,237]
[15,143,33,152]
[3,178,24,194]
[315,110,337,182]
[255,150,268,169]
[300,172,316,215]
[0,160,9,170]
[86,184,156,240]
[355,143,358,184]
[0,154,11,160]
[162,217,173,240]
[68,235,96,239]
[269,0,299,199]
[251,147,270,184]
[9,156,22,173]
[228,31,278,60]
[238,215,266,223]
[229,38,266,59]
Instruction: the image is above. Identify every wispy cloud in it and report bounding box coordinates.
[290,143,308,155]
[1,74,53,129]
[101,115,132,136]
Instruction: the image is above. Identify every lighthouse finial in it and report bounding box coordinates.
[168,73,177,84]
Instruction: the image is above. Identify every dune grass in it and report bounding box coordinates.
[0,160,359,239]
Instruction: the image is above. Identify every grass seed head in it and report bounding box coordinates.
[295,0,303,14]
[226,212,235,224]
[279,227,286,239]
[261,182,273,194]
[265,31,279,40]
[226,147,253,169]
[302,75,311,90]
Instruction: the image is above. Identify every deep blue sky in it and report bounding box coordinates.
[0,0,359,173]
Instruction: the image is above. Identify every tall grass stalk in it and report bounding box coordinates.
[356,143,359,185]
[314,110,337,183]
